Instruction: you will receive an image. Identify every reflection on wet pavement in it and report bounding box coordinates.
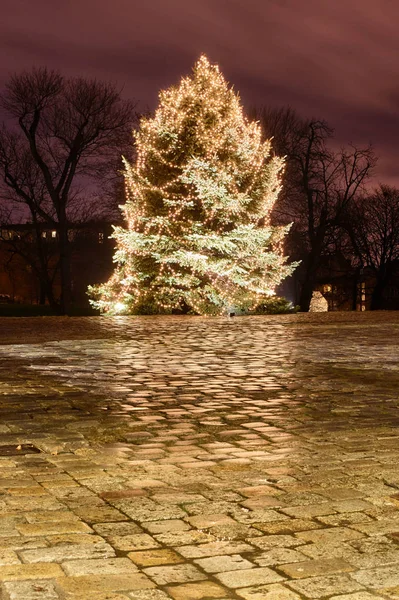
[0,313,399,599]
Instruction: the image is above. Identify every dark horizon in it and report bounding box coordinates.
[2,0,399,185]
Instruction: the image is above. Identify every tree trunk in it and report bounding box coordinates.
[32,225,59,311]
[35,268,59,310]
[299,279,315,312]
[298,224,327,312]
[43,277,59,311]
[370,276,386,310]
[39,282,46,305]
[299,248,321,311]
[58,219,71,315]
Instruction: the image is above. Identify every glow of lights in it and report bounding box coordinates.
[114,302,127,314]
[89,55,298,315]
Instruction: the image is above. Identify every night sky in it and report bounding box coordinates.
[2,0,399,185]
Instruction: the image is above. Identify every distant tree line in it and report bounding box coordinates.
[256,107,399,311]
[0,68,136,313]
[0,67,398,313]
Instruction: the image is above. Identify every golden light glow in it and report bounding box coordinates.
[89,55,296,315]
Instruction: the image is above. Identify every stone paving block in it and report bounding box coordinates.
[215,567,284,588]
[317,511,373,526]
[367,507,399,522]
[128,550,184,567]
[24,511,81,523]
[351,535,397,554]
[250,534,305,551]
[180,461,217,469]
[253,518,322,535]
[106,534,160,552]
[194,554,254,573]
[321,488,365,500]
[213,521,264,540]
[297,542,360,562]
[351,565,399,588]
[0,479,35,489]
[241,495,286,510]
[62,557,139,576]
[236,582,302,599]
[281,504,336,518]
[253,547,307,566]
[295,526,363,544]
[125,479,166,488]
[237,485,281,497]
[187,514,235,529]
[142,520,190,534]
[0,563,64,581]
[332,499,375,513]
[71,506,128,523]
[128,591,171,600]
[184,501,239,516]
[93,522,143,536]
[351,520,399,536]
[45,533,106,546]
[114,503,187,522]
[235,509,288,525]
[152,493,206,505]
[286,574,365,598]
[66,595,131,600]
[177,540,254,558]
[329,594,387,599]
[40,480,81,490]
[100,490,147,500]
[379,587,399,599]
[278,558,355,579]
[6,497,65,512]
[277,492,327,507]
[165,581,228,599]
[0,535,49,551]
[2,579,60,599]
[35,473,75,482]
[0,549,21,565]
[57,574,156,595]
[356,483,396,498]
[142,564,206,585]
[16,521,92,536]
[0,528,19,538]
[6,486,48,496]
[153,530,214,546]
[346,549,399,569]
[20,541,115,563]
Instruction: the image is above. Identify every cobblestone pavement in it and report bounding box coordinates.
[0,313,399,600]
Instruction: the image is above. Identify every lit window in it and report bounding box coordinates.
[42,231,47,239]
[323,284,332,293]
[51,230,57,238]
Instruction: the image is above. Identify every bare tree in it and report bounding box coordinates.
[0,68,136,313]
[343,185,399,310]
[257,107,376,310]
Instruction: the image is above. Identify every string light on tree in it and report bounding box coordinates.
[89,55,297,315]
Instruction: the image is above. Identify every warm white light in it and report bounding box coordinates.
[89,55,297,315]
[114,302,126,314]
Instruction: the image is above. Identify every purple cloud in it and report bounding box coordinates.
[1,0,398,183]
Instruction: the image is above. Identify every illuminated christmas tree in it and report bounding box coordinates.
[89,56,296,315]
